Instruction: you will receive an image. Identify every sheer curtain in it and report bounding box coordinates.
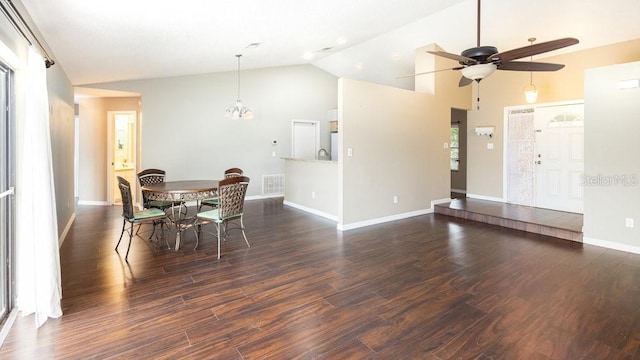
[15,46,62,327]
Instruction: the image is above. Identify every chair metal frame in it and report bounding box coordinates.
[115,176,167,261]
[198,167,244,212]
[194,176,250,259]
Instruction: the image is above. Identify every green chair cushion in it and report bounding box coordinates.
[197,209,243,222]
[132,208,166,220]
[201,198,219,206]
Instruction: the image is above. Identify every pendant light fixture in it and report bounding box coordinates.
[225,54,253,119]
[523,37,539,104]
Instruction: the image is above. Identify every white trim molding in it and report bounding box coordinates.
[283,200,338,222]
[338,208,431,231]
[466,193,505,203]
[58,212,76,247]
[583,237,640,255]
[77,200,109,206]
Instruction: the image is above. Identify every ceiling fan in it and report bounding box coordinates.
[403,0,579,87]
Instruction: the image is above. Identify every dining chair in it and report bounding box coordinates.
[115,176,168,261]
[198,167,244,212]
[137,168,185,211]
[137,168,187,237]
[194,175,250,259]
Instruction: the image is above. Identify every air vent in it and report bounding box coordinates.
[262,174,285,196]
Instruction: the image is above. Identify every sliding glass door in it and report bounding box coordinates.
[0,62,14,326]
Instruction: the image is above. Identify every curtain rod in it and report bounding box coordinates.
[0,0,54,68]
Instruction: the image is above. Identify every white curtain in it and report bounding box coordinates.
[15,46,62,327]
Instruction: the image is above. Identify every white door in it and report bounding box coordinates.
[292,120,319,160]
[534,103,584,213]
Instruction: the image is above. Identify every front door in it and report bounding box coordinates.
[534,103,584,213]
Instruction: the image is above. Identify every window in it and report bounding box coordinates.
[450,124,459,171]
[0,62,14,326]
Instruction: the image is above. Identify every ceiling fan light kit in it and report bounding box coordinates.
[460,63,496,81]
[407,0,579,106]
[225,54,253,120]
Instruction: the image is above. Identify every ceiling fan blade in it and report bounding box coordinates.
[396,66,464,79]
[459,76,473,87]
[498,61,565,72]
[427,50,477,65]
[489,38,579,63]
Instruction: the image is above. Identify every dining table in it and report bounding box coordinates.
[141,180,219,251]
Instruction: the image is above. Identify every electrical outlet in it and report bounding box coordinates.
[311,191,316,199]
[393,195,398,204]
[444,143,449,149]
[347,148,353,157]
[625,218,634,228]
[272,151,276,157]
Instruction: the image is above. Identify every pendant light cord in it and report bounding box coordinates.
[236,54,242,101]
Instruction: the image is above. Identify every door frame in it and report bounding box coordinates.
[107,110,137,205]
[503,99,584,208]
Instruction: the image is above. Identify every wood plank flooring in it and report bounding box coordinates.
[435,198,584,242]
[2,198,640,359]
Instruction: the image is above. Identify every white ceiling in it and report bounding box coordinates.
[20,0,640,91]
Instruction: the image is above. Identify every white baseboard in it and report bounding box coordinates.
[77,200,109,206]
[0,308,18,347]
[451,189,467,194]
[58,212,76,248]
[247,194,284,201]
[338,208,431,231]
[583,237,640,254]
[431,198,452,206]
[283,201,338,222]
[466,193,505,202]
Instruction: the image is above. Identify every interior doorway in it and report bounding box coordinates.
[450,108,467,198]
[291,120,319,159]
[107,111,137,205]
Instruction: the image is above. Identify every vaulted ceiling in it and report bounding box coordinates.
[21,0,640,91]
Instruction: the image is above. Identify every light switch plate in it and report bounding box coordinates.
[487,143,494,150]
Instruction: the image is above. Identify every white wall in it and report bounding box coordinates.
[583,61,640,251]
[83,65,338,197]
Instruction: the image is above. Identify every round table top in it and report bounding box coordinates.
[141,180,219,194]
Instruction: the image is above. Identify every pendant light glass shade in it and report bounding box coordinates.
[524,81,538,104]
[225,54,253,119]
[523,37,538,104]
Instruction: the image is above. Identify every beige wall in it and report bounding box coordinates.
[465,39,640,199]
[338,78,454,227]
[583,61,640,249]
[78,97,141,203]
[283,159,338,218]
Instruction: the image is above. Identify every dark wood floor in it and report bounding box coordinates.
[436,198,584,242]
[2,198,640,359]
